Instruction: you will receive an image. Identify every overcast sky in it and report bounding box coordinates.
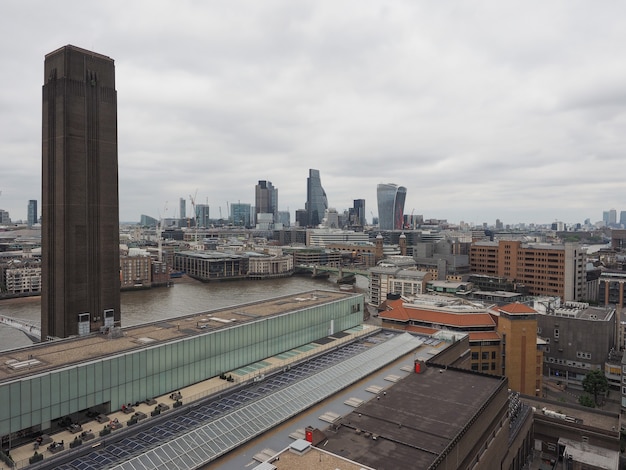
[1,1,625,226]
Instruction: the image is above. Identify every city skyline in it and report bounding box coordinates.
[1,2,626,226]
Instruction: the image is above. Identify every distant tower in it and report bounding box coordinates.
[377,184,406,230]
[353,199,365,226]
[195,204,210,227]
[255,180,277,224]
[375,233,384,261]
[27,200,37,227]
[399,232,407,256]
[231,203,252,227]
[42,45,120,339]
[305,169,328,227]
[179,197,186,220]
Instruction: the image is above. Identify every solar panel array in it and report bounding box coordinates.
[54,333,420,470]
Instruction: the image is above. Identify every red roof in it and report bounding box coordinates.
[499,303,537,315]
[469,331,501,342]
[405,325,440,335]
[380,299,496,328]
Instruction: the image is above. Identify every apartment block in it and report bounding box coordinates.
[470,240,585,301]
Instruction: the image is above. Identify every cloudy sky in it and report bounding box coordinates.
[1,1,625,226]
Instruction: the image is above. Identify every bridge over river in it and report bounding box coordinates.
[295,264,370,281]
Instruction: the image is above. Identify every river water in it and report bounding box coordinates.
[0,274,369,351]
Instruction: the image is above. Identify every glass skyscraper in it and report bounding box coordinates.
[305,169,328,227]
[377,183,407,230]
[27,200,37,227]
[255,180,277,224]
[231,203,252,227]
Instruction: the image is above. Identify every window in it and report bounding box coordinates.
[471,363,479,371]
[482,363,490,371]
[554,329,559,339]
[491,351,496,359]
[482,351,489,360]
[471,352,479,360]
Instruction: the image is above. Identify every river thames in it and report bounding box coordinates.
[0,274,369,351]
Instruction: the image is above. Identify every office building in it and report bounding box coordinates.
[376,183,406,230]
[179,197,186,220]
[255,180,277,224]
[195,204,210,227]
[0,210,10,225]
[379,295,543,396]
[353,199,365,227]
[470,240,585,301]
[27,200,37,227]
[276,210,290,228]
[42,45,120,339]
[533,300,616,388]
[230,202,252,227]
[305,169,327,227]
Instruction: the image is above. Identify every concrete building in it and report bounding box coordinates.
[534,300,616,388]
[42,45,121,339]
[470,240,585,301]
[599,270,626,308]
[497,302,543,397]
[285,247,342,268]
[523,395,620,469]
[2,259,41,295]
[379,295,543,396]
[318,363,533,470]
[119,248,152,290]
[0,210,10,225]
[306,229,369,247]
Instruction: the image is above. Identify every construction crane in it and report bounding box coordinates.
[189,190,198,244]
[156,201,168,263]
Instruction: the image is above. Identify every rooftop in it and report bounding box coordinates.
[321,365,506,469]
[380,298,496,328]
[0,290,357,383]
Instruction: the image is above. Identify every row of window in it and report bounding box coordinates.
[471,351,497,360]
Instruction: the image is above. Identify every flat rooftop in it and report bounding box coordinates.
[321,365,505,469]
[0,290,358,383]
[521,396,620,434]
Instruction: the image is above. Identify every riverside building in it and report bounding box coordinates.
[41,45,121,339]
[0,290,364,445]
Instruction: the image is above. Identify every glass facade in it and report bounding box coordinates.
[305,169,328,227]
[377,183,407,230]
[0,295,363,437]
[231,203,252,227]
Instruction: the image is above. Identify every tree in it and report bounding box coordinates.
[578,393,595,408]
[582,369,608,406]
